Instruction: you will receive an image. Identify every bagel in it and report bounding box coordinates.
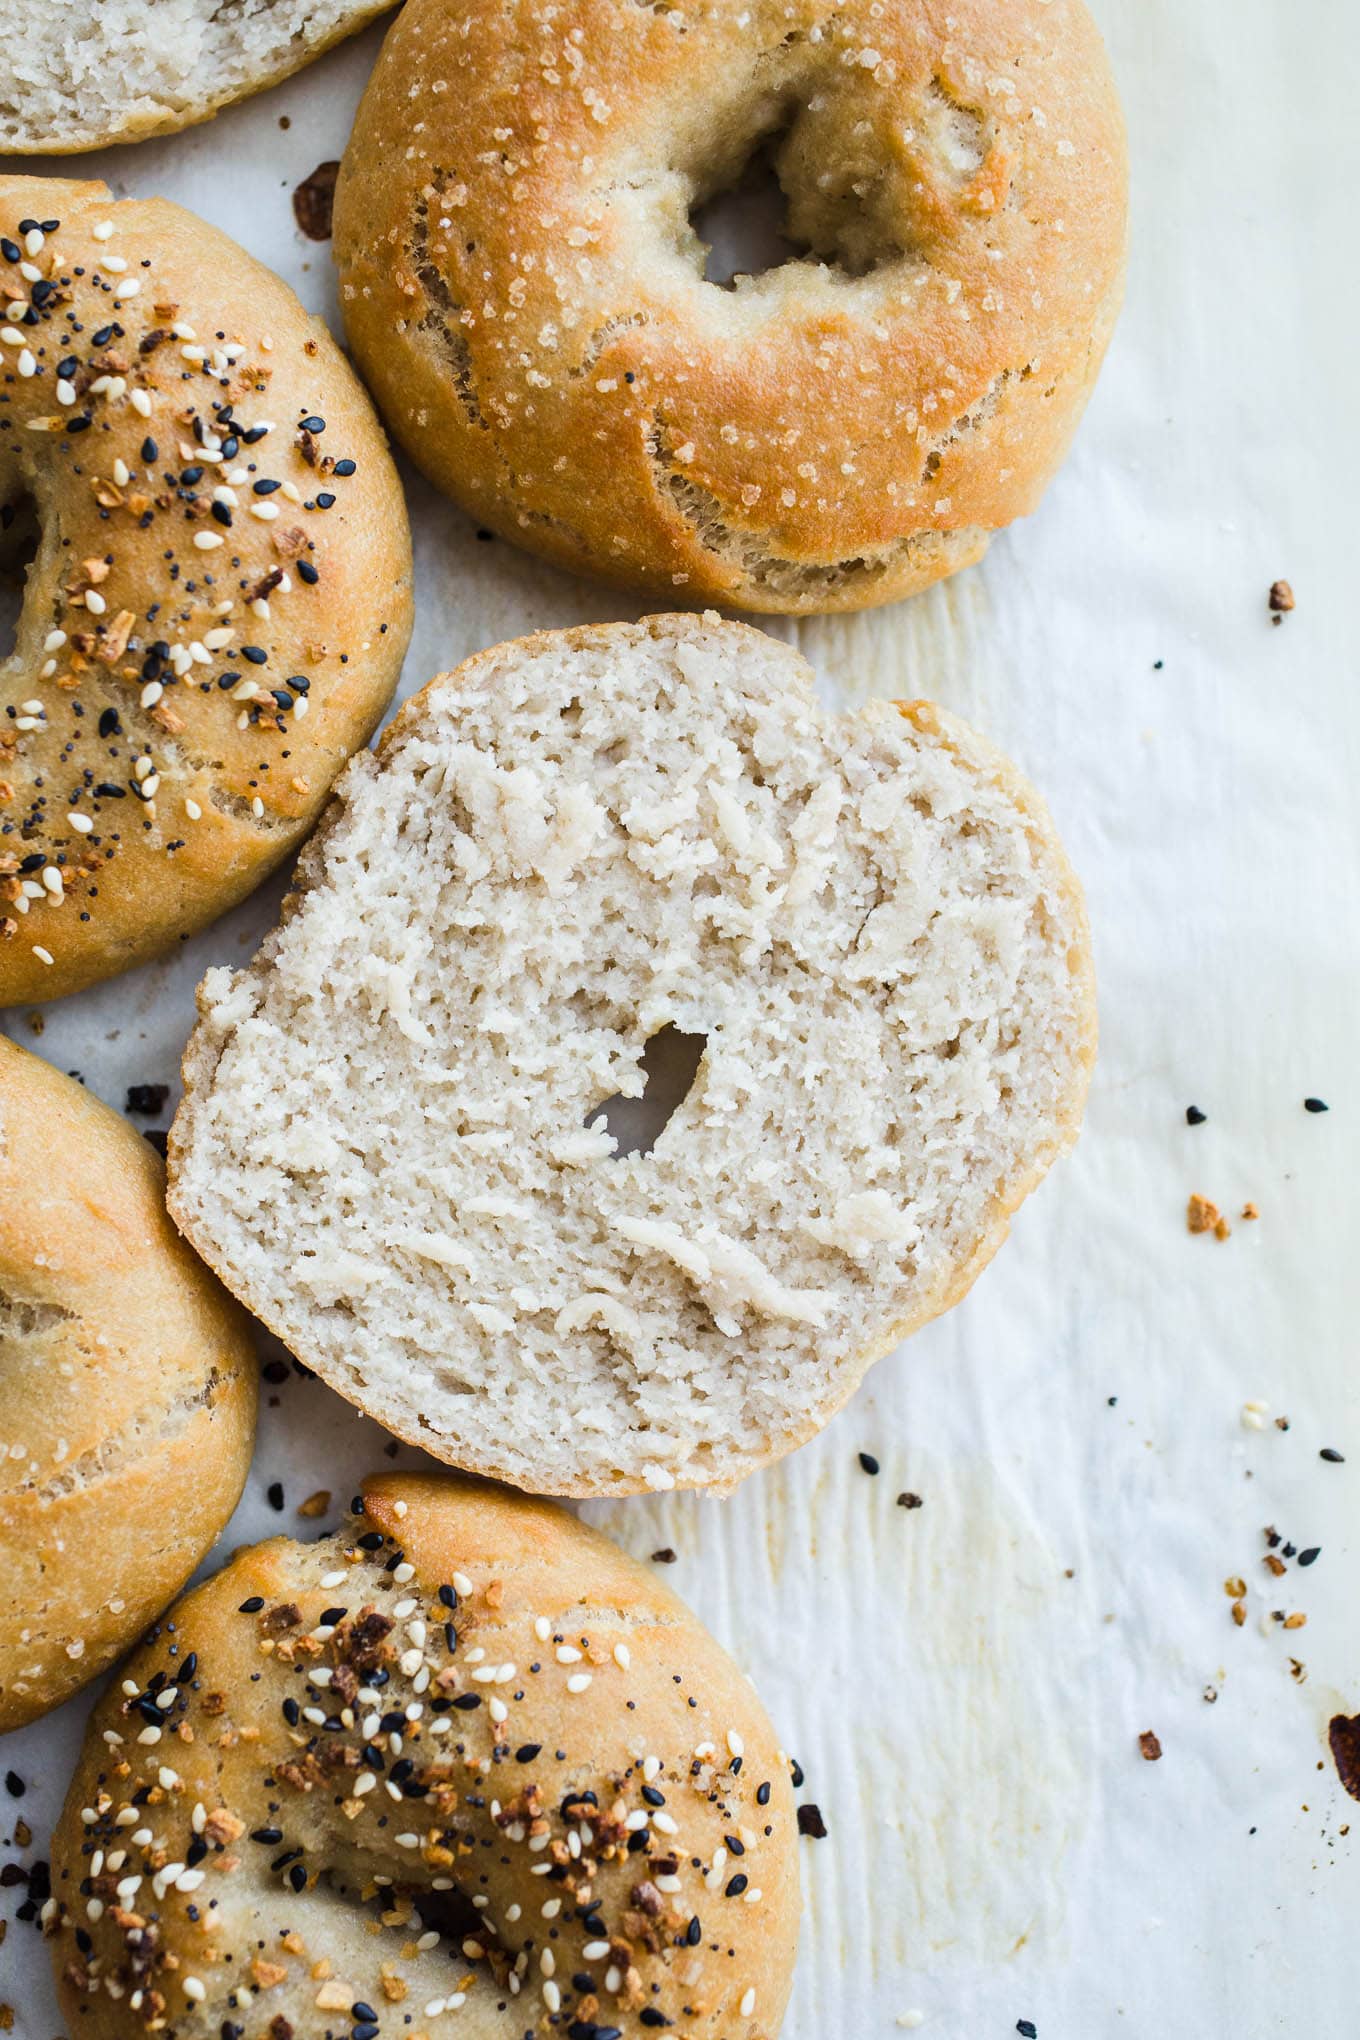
[0,1036,256,1733]
[334,0,1126,614]
[167,614,1095,1496]
[0,1,393,156]
[0,175,413,1007]
[45,1472,801,2038]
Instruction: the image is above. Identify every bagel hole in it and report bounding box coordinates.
[0,491,40,663]
[691,140,798,287]
[688,100,904,283]
[585,1022,707,1157]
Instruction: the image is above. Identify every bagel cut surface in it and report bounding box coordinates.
[0,1036,257,1732]
[47,1473,801,2040]
[0,0,394,155]
[169,615,1095,1496]
[0,176,413,1005]
[334,0,1126,613]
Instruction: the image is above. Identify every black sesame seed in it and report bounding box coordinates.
[250,1826,283,1844]
[685,1916,702,1945]
[790,1760,804,1788]
[4,1771,24,1799]
[358,1530,385,1550]
[1298,1547,1321,1566]
[320,1607,347,1626]
[1320,1448,1345,1463]
[91,325,115,348]
[238,1596,265,1614]
[211,500,233,526]
[282,1697,300,1726]
[333,458,356,476]
[453,1692,482,1710]
[516,1744,542,1763]
[641,1785,665,1807]
[724,1873,748,1897]
[95,782,125,798]
[98,707,121,737]
[242,424,269,444]
[180,466,204,485]
[1186,1105,1206,1125]
[253,478,281,495]
[141,437,158,463]
[125,1082,169,1118]
[1304,1097,1329,1113]
[755,1782,771,1807]
[316,491,336,509]
[297,558,319,584]
[267,1481,285,1510]
[0,240,18,264]
[300,415,326,433]
[242,645,268,664]
[438,1583,458,1609]
[289,1862,308,1892]
[858,1452,880,1476]
[639,2013,672,2029]
[351,2005,378,2024]
[1017,2024,1038,2039]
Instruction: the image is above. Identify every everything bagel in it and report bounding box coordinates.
[0,176,413,1005]
[46,1474,801,2038]
[335,0,1126,613]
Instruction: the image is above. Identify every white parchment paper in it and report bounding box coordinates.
[3,1,1358,2031]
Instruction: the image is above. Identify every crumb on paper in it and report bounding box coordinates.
[297,1489,331,1519]
[1187,1192,1225,1236]
[1139,1730,1163,1761]
[293,161,340,241]
[1241,1200,1259,1221]
[1268,578,1295,621]
[1329,1715,1360,1800]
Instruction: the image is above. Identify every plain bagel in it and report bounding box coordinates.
[334,0,1127,613]
[0,1036,257,1732]
[46,1473,801,2038]
[0,175,413,1005]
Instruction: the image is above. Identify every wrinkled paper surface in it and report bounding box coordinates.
[3,2,1358,2029]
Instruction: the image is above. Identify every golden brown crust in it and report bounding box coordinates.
[1,6,395,157]
[0,175,413,1005]
[0,1036,257,1731]
[47,1473,800,2038]
[335,0,1126,614]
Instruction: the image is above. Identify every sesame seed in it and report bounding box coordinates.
[567,1672,592,1693]
[183,1978,206,2003]
[193,531,224,550]
[741,1988,757,2017]
[131,388,152,417]
[32,946,54,966]
[114,278,140,300]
